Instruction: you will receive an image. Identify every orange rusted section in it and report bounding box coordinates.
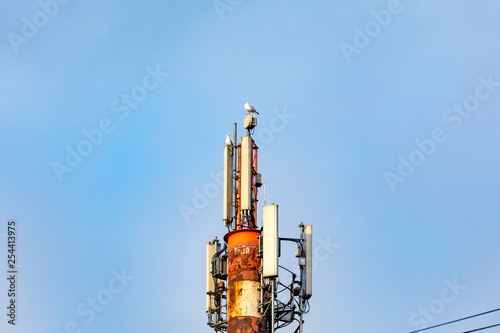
[226,229,260,248]
[228,316,266,333]
[228,247,260,282]
[226,230,266,333]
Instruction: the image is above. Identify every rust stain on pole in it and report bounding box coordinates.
[226,230,267,333]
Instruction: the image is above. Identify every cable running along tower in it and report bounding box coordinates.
[206,106,313,333]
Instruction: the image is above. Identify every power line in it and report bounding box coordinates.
[408,307,500,333]
[462,323,500,333]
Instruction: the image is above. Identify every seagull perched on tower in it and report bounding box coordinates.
[225,133,233,147]
[243,102,259,115]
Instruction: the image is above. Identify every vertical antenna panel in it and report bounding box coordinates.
[262,204,279,278]
[304,225,313,299]
[206,240,220,312]
[233,124,238,230]
[223,146,233,223]
[240,136,253,211]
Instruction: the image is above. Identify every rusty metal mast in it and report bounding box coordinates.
[206,108,313,333]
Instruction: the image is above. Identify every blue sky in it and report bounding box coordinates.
[1,0,500,332]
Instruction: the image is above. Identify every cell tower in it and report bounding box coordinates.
[206,107,313,333]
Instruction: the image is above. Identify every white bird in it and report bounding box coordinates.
[225,133,233,147]
[243,102,259,115]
